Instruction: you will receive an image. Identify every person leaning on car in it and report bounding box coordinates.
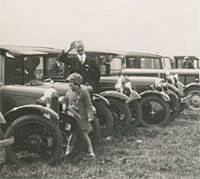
[57,41,100,92]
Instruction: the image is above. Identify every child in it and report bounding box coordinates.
[65,72,95,157]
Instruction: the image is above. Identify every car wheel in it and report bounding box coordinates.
[168,93,181,122]
[140,95,170,127]
[5,114,63,166]
[60,115,84,158]
[89,116,101,146]
[107,98,132,134]
[184,86,200,110]
[93,101,113,138]
[0,128,5,169]
[128,100,142,128]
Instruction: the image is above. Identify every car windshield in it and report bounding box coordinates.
[140,57,162,69]
[126,56,162,69]
[177,58,200,69]
[44,57,64,77]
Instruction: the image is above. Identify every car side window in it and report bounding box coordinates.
[110,57,122,75]
[140,58,161,69]
[126,57,137,68]
[45,57,64,77]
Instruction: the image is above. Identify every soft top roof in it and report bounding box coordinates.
[0,45,163,58]
[0,45,62,56]
[85,50,162,58]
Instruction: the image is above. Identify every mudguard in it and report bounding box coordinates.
[92,93,110,107]
[127,89,141,103]
[167,83,182,98]
[4,104,59,126]
[140,90,170,102]
[0,112,6,124]
[100,90,129,102]
[185,82,200,90]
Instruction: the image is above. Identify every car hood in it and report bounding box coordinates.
[1,85,47,97]
[170,69,200,75]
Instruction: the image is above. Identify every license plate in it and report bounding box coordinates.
[0,148,6,164]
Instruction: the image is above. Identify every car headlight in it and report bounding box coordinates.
[115,76,132,96]
[37,96,50,107]
[167,74,179,85]
[115,76,126,92]
[37,88,59,111]
[155,78,163,89]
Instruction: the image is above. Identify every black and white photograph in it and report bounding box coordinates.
[0,0,200,178]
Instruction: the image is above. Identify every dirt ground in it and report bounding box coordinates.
[1,109,200,179]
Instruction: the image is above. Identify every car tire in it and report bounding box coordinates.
[168,93,181,122]
[89,116,101,146]
[184,86,200,110]
[0,128,5,169]
[128,100,142,128]
[5,114,63,166]
[140,95,170,127]
[107,98,132,134]
[60,115,84,158]
[93,101,113,138]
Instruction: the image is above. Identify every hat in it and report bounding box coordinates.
[66,73,83,85]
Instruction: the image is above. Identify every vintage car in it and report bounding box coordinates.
[161,56,200,110]
[0,48,101,166]
[0,45,142,133]
[0,112,14,166]
[84,50,175,127]
[92,50,186,121]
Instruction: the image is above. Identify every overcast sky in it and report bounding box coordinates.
[0,0,199,56]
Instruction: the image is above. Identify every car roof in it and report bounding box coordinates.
[0,45,62,56]
[85,50,162,58]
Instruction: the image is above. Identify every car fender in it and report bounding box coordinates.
[167,83,181,98]
[140,90,170,102]
[0,112,6,124]
[92,93,110,107]
[100,90,129,102]
[126,89,141,103]
[185,82,200,90]
[4,104,59,127]
[168,89,179,101]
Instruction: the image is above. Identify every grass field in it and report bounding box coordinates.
[1,109,200,179]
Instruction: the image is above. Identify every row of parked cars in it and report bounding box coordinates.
[0,45,200,166]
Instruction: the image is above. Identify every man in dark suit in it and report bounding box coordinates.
[57,41,100,91]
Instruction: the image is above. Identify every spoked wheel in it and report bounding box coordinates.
[5,115,63,166]
[185,87,200,110]
[140,96,170,127]
[108,98,132,134]
[93,101,113,138]
[60,115,83,158]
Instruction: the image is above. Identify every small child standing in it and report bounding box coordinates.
[65,73,95,157]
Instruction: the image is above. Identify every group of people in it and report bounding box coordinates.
[57,41,100,158]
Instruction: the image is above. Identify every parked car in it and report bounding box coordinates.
[85,50,173,127]
[101,51,185,120]
[0,45,141,134]
[0,48,100,166]
[163,56,200,110]
[0,112,14,167]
